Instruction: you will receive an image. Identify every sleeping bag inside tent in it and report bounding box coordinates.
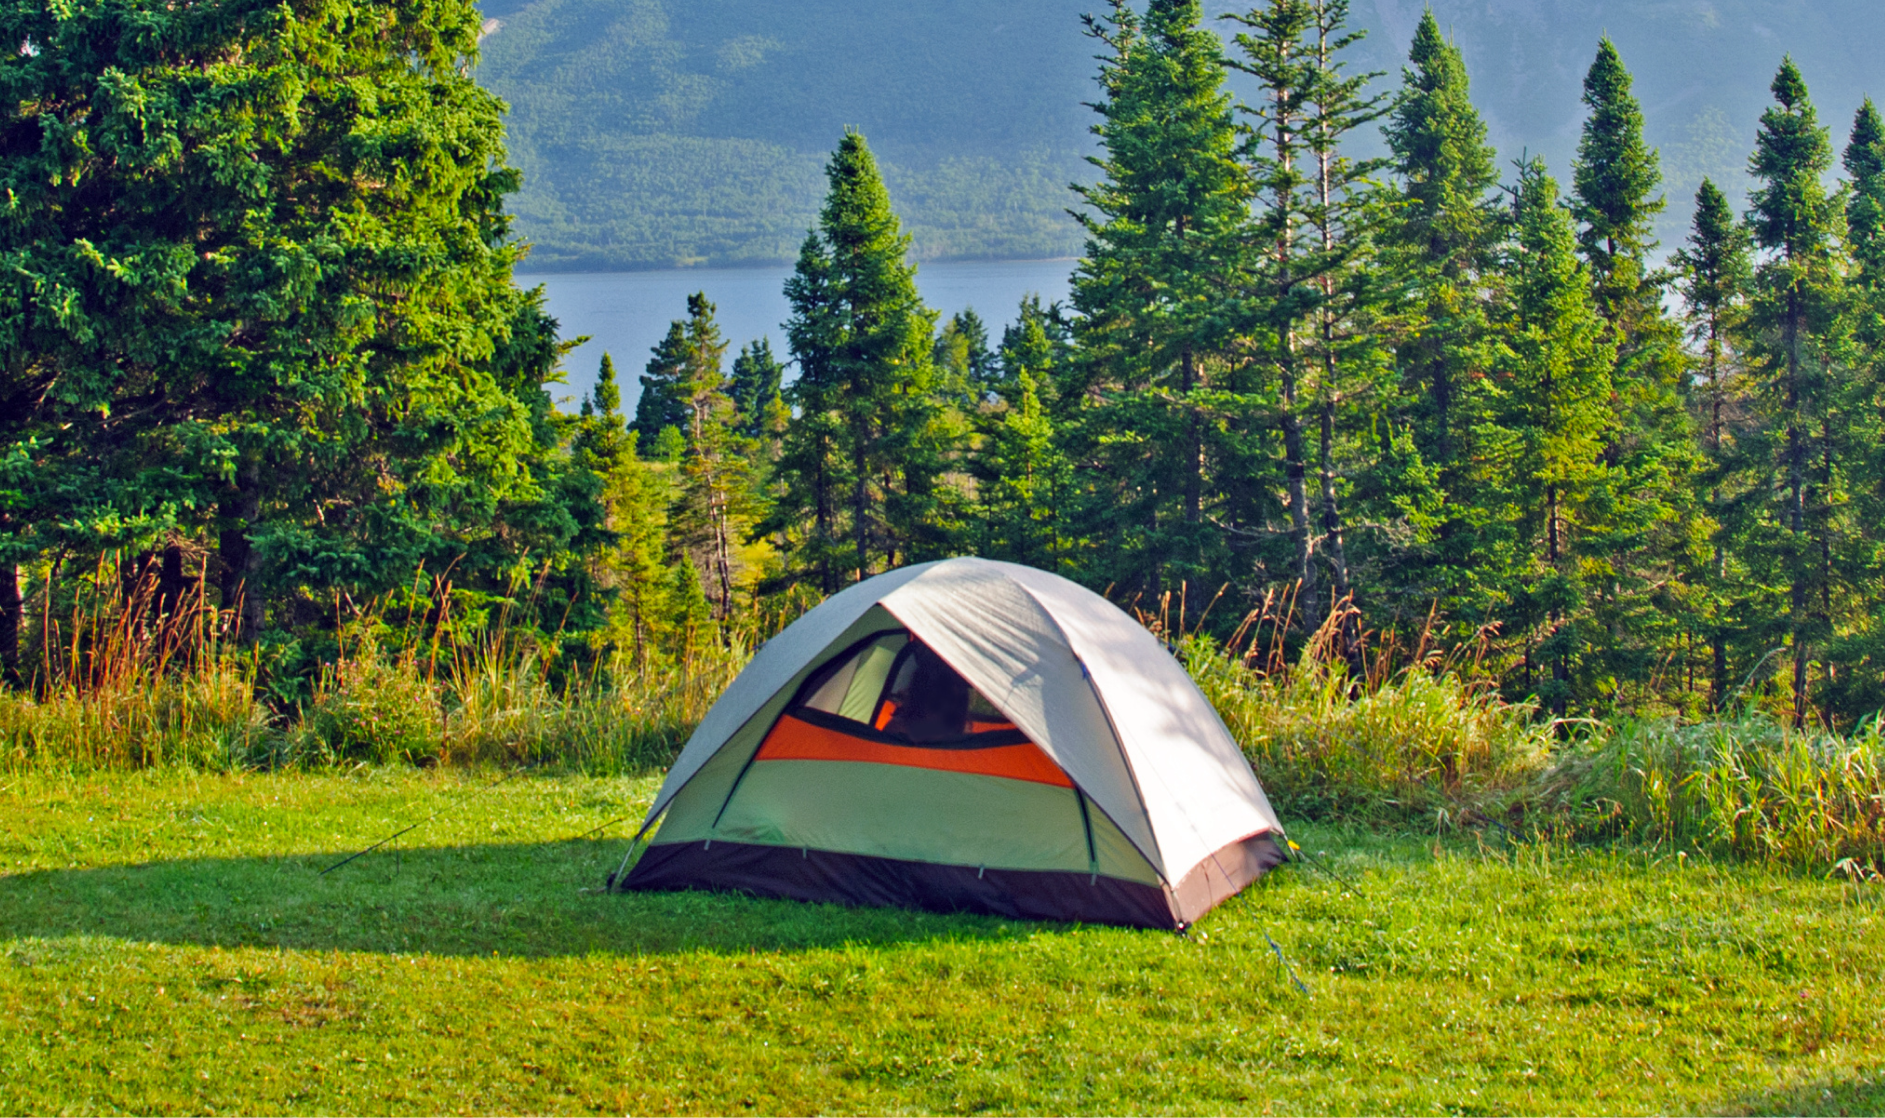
[616,557,1286,929]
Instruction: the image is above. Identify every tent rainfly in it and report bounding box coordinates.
[614,558,1286,929]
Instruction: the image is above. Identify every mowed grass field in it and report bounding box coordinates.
[2,769,1882,1115]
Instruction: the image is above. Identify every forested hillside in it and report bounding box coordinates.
[476,0,1096,269]
[479,0,1885,271]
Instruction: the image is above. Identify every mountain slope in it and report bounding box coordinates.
[477,0,1885,272]
[477,0,1097,270]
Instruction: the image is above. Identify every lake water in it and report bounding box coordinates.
[525,258,1076,409]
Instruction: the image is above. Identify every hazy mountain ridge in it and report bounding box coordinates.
[477,0,1885,272]
[478,0,1097,270]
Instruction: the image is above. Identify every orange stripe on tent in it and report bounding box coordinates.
[756,714,1073,788]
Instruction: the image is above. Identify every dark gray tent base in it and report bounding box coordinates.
[621,834,1284,930]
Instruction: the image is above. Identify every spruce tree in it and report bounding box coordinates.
[1068,0,1249,605]
[1229,0,1323,627]
[975,370,1072,571]
[664,555,716,664]
[1844,100,1885,290]
[973,299,1076,568]
[1675,180,1753,708]
[930,311,991,494]
[934,310,999,404]
[587,355,621,420]
[728,340,786,442]
[648,425,686,464]
[1302,0,1390,636]
[767,233,846,591]
[1828,101,1885,716]
[1378,9,1501,618]
[575,358,669,669]
[574,353,631,469]
[1566,37,1696,711]
[997,296,1076,415]
[1486,159,1617,712]
[632,322,692,448]
[664,294,760,624]
[769,132,942,588]
[1745,58,1845,727]
[1842,101,1885,381]
[1571,39,1664,324]
[1227,0,1387,633]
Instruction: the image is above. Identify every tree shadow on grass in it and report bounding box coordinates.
[1720,1072,1885,1116]
[0,838,1064,959]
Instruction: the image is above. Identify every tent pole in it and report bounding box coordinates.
[607,816,659,891]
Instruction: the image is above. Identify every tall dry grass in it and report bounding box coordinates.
[0,553,744,774]
[1178,594,1555,823]
[1176,591,1885,869]
[0,553,271,770]
[0,658,271,771]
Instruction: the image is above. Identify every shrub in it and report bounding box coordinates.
[8,579,1881,875]
[297,637,442,765]
[441,636,746,773]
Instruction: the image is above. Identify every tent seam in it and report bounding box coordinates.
[1009,576,1171,884]
[1009,568,1278,883]
[882,570,1170,886]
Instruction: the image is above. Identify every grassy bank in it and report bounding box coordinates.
[2,768,1882,1114]
[5,620,1883,875]
[1184,637,1885,871]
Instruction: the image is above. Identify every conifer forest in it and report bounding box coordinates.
[9,0,1885,734]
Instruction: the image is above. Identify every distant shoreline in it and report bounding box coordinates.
[514,256,1082,278]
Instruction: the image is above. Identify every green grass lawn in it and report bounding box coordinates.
[2,769,1882,1115]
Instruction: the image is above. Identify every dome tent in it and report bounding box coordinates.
[614,558,1285,929]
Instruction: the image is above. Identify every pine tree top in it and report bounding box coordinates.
[1386,12,1492,192]
[1382,9,1496,264]
[819,132,915,275]
[1676,178,1753,316]
[1404,10,1458,97]
[592,352,620,417]
[1144,0,1226,88]
[1571,38,1663,261]
[1845,98,1885,183]
[1843,99,1885,287]
[1749,57,1835,254]
[1686,181,1750,272]
[1771,56,1810,111]
[1511,159,1591,320]
[1074,0,1243,240]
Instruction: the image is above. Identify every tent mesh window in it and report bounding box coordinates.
[791,632,1023,747]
